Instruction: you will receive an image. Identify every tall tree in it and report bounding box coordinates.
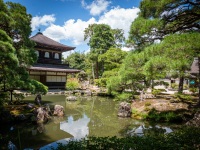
[128,0,200,97]
[0,0,47,102]
[117,51,146,92]
[84,24,125,79]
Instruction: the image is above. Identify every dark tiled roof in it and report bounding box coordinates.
[29,63,80,73]
[190,58,199,74]
[30,32,76,52]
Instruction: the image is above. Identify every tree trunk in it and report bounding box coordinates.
[92,62,95,80]
[151,79,154,89]
[178,76,184,93]
[95,61,99,79]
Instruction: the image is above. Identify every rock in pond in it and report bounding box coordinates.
[118,102,131,117]
[36,107,50,123]
[53,105,64,117]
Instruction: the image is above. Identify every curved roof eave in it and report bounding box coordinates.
[30,32,76,52]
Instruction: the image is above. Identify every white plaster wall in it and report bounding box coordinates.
[46,76,66,82]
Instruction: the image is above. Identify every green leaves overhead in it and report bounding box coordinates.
[0,0,47,97]
[128,17,163,49]
[128,0,200,49]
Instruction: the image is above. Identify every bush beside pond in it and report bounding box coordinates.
[52,127,200,150]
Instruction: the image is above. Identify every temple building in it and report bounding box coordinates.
[28,32,80,89]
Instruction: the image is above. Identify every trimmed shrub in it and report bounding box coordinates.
[173,93,192,102]
[146,108,182,122]
[66,78,80,90]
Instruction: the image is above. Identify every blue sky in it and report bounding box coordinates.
[4,0,141,57]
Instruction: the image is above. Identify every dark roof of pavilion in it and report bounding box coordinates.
[29,63,80,73]
[190,57,199,75]
[30,32,76,52]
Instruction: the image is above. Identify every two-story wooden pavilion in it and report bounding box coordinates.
[29,32,80,89]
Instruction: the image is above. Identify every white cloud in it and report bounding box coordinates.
[99,6,140,38]
[31,14,56,31]
[81,0,111,16]
[32,6,139,49]
[43,24,67,41]
[43,18,96,45]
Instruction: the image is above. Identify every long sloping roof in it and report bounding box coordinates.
[30,32,76,52]
[190,58,199,74]
[29,63,80,73]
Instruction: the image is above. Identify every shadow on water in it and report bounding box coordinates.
[0,94,181,149]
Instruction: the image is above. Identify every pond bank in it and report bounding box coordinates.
[0,94,187,149]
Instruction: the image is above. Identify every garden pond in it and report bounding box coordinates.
[1,94,182,149]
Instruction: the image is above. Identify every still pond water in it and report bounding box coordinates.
[2,95,179,149]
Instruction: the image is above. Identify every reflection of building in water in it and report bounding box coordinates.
[60,114,90,140]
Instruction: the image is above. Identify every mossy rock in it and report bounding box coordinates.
[170,98,181,103]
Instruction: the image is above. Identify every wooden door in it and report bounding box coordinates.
[40,75,46,84]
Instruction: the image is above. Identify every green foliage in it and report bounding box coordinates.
[171,83,178,90]
[189,87,198,94]
[28,79,48,95]
[173,93,192,102]
[106,76,123,94]
[183,84,188,90]
[84,24,125,79]
[146,108,182,122]
[66,78,80,90]
[114,92,133,101]
[94,78,107,87]
[99,47,127,71]
[0,1,47,98]
[127,0,200,95]
[13,93,25,101]
[0,91,9,107]
[77,71,88,82]
[52,127,200,150]
[128,17,163,49]
[143,56,168,81]
[63,52,86,70]
[152,89,162,96]
[145,102,151,107]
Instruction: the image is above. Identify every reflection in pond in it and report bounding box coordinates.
[127,124,173,136]
[0,95,180,149]
[60,114,90,139]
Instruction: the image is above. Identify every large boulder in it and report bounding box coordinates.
[118,102,132,117]
[36,107,50,123]
[53,105,64,117]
